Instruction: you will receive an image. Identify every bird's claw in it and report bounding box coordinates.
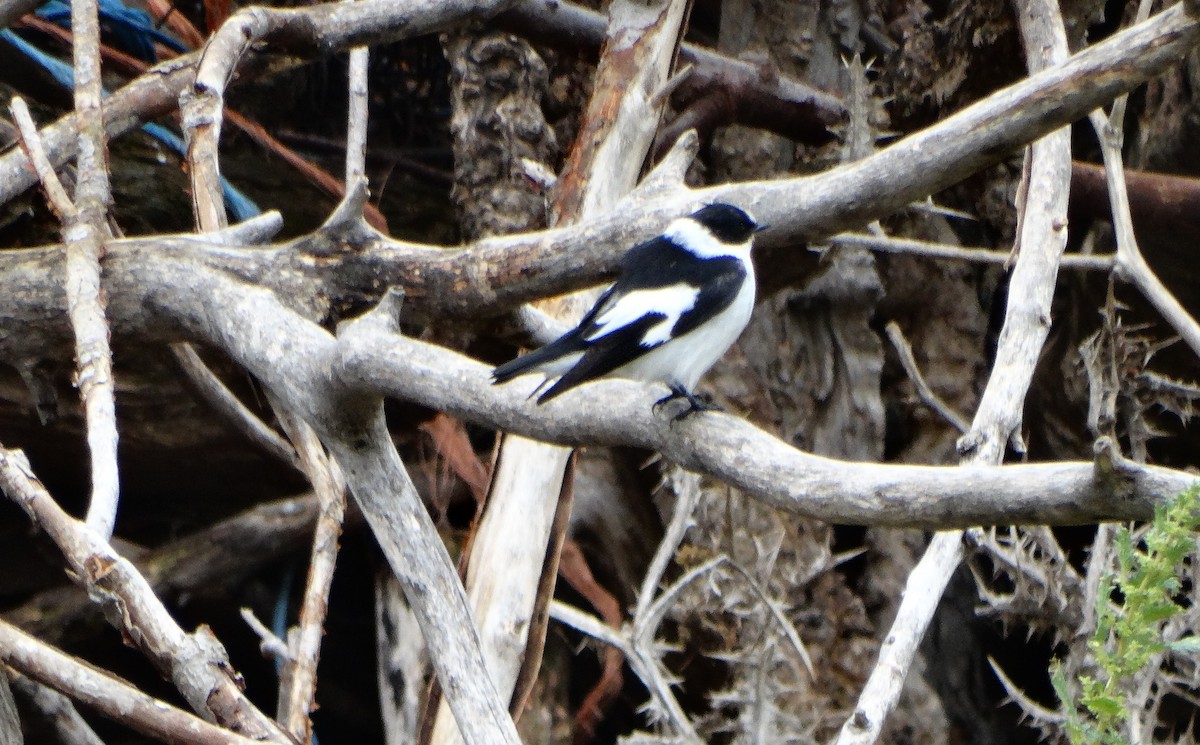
[655,385,721,422]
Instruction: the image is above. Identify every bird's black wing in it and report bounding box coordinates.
[536,312,666,402]
[494,232,748,396]
[491,284,621,383]
[618,235,699,290]
[669,257,747,337]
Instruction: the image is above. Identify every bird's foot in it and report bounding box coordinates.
[652,384,689,412]
[654,385,722,422]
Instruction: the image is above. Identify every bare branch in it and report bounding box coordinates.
[834,1,1075,740]
[155,268,521,743]
[239,608,292,663]
[338,329,1194,525]
[64,0,120,540]
[832,232,1113,271]
[0,447,291,742]
[274,410,347,742]
[832,531,964,745]
[1087,41,1200,357]
[7,670,105,745]
[884,321,970,434]
[0,620,264,745]
[345,46,369,184]
[8,97,76,220]
[171,344,300,470]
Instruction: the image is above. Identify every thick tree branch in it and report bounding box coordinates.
[0,3,1195,366]
[336,328,1195,526]
[141,263,521,744]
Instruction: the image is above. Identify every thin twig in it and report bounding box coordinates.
[548,601,632,655]
[65,0,120,540]
[625,470,704,743]
[550,597,701,744]
[1086,2,1200,359]
[987,656,1066,724]
[721,560,815,679]
[884,321,971,433]
[239,607,292,663]
[171,344,300,470]
[0,620,264,745]
[830,232,1113,271]
[346,46,369,185]
[274,408,347,742]
[635,470,703,622]
[8,97,76,219]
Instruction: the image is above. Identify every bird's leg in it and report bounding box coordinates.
[654,384,722,421]
[672,389,722,421]
[653,383,690,412]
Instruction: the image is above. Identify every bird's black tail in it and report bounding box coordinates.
[492,334,584,384]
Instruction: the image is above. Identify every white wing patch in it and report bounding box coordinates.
[664,217,752,259]
[585,284,699,346]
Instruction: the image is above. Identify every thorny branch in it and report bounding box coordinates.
[834,0,1075,741]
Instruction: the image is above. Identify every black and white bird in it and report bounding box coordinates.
[492,203,763,419]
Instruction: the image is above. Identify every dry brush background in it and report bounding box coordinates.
[2,0,1200,743]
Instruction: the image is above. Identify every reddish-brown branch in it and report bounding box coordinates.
[558,540,625,743]
[420,413,490,503]
[16,16,391,231]
[496,0,845,150]
[1071,161,1200,248]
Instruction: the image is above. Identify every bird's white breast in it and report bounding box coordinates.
[614,266,756,390]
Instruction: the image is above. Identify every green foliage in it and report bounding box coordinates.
[1052,484,1200,745]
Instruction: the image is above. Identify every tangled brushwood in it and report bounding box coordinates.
[4,0,1200,744]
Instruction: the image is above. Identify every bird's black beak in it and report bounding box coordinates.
[755,223,770,233]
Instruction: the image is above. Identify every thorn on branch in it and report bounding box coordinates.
[1092,436,1139,490]
[338,288,406,340]
[316,175,378,246]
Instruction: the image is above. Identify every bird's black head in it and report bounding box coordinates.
[689,203,759,244]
